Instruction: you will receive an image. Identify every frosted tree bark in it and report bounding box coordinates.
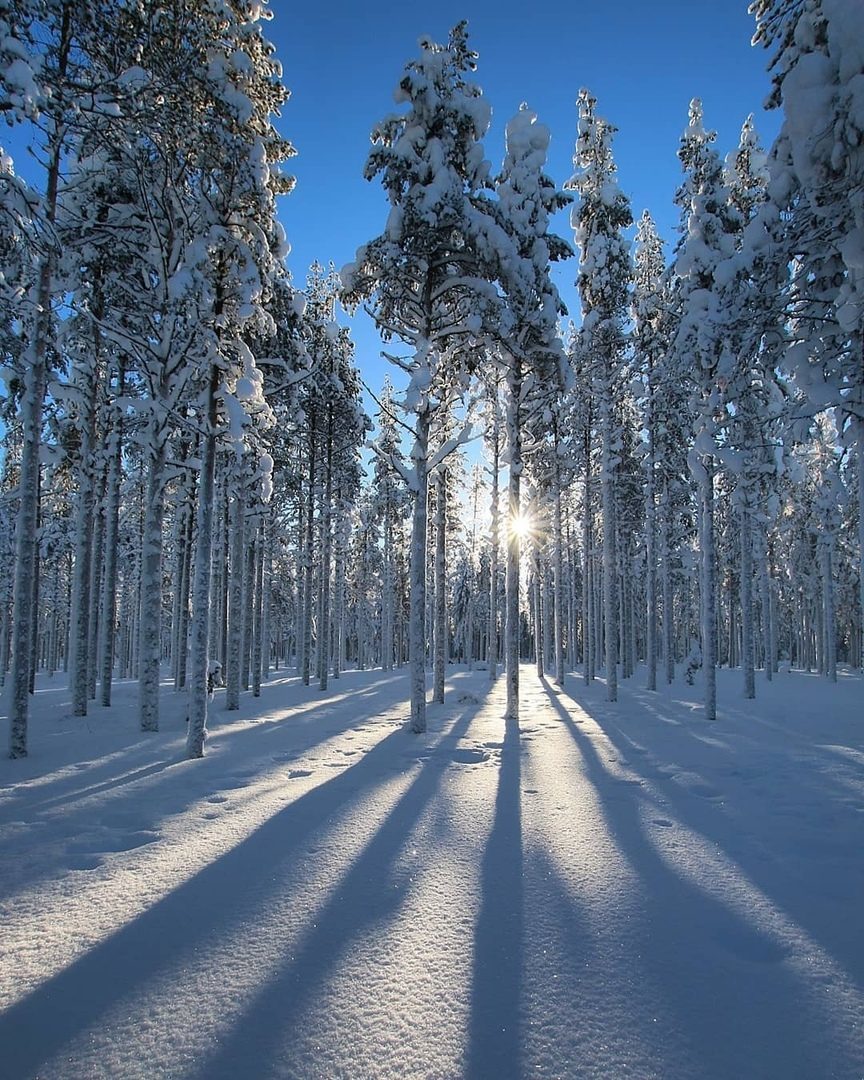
[69,370,97,717]
[186,372,218,759]
[533,548,543,679]
[505,360,522,720]
[225,492,244,710]
[381,510,393,671]
[645,408,657,691]
[553,461,565,687]
[582,425,594,686]
[252,522,264,698]
[241,536,255,691]
[301,427,316,686]
[8,36,69,755]
[740,503,755,699]
[138,442,166,732]
[858,420,864,671]
[601,400,618,703]
[699,463,717,721]
[87,468,106,700]
[820,537,837,683]
[319,416,333,691]
[409,407,431,733]
[433,467,446,704]
[661,481,674,685]
[758,540,773,681]
[99,375,123,705]
[488,403,500,682]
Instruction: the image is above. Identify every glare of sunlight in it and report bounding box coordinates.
[508,511,534,541]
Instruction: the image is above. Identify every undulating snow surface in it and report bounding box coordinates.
[1,664,862,1079]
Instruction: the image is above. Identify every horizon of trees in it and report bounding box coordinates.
[1,0,861,758]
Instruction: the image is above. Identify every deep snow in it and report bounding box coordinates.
[0,662,862,1079]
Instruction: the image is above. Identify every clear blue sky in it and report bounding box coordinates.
[270,1,781,401]
[3,3,780,413]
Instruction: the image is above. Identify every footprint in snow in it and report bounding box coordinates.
[288,768,313,779]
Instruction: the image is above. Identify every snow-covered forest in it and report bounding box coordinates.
[0,1,863,1075]
[1,2,861,753]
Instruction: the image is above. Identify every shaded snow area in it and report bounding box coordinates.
[1,664,863,1079]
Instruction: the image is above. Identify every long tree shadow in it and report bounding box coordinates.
[186,698,483,1079]
[541,677,854,1080]
[0,695,483,1079]
[561,678,864,993]
[0,671,411,905]
[466,709,524,1080]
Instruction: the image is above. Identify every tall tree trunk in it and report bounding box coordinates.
[601,398,618,703]
[505,359,522,720]
[553,459,565,687]
[225,491,244,710]
[252,521,265,698]
[409,409,430,733]
[87,467,106,699]
[740,500,755,699]
[8,8,71,757]
[69,368,97,717]
[433,467,447,704]
[187,369,218,759]
[319,413,333,691]
[488,402,500,682]
[139,442,166,732]
[302,426,316,687]
[699,461,717,721]
[645,421,657,692]
[99,361,123,704]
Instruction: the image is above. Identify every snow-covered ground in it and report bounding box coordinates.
[1,662,862,1079]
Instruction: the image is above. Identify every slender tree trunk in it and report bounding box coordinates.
[225,491,244,710]
[319,414,333,691]
[533,546,543,678]
[8,10,70,757]
[302,426,316,686]
[241,533,255,691]
[699,461,717,721]
[187,369,218,759]
[820,536,837,683]
[646,418,657,692]
[740,499,755,699]
[69,377,97,717]
[409,409,430,732]
[758,538,773,682]
[553,461,565,686]
[99,367,123,705]
[87,468,106,700]
[601,398,618,703]
[252,521,265,698]
[505,360,522,720]
[139,442,166,732]
[488,404,500,682]
[433,467,446,704]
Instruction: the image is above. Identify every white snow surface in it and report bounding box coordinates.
[1,663,862,1079]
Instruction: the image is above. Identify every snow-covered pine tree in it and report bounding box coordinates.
[370,376,410,673]
[568,89,633,704]
[673,100,745,720]
[751,0,864,669]
[1,0,107,757]
[633,211,668,691]
[342,23,499,733]
[492,103,571,718]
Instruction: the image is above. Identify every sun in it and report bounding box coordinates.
[508,511,534,541]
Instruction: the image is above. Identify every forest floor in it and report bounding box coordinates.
[0,660,862,1079]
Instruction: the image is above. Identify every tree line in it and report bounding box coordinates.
[0,1,860,759]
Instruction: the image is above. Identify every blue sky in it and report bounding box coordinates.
[4,3,781,412]
[270,1,781,399]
